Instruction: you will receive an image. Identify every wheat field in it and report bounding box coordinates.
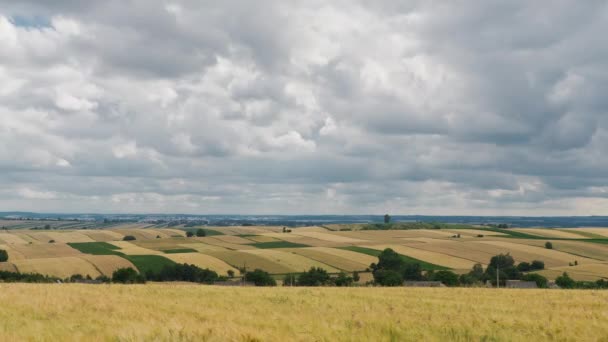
[0,284,606,341]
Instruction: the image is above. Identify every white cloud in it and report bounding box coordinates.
[0,1,607,214]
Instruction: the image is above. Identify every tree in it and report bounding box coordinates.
[489,254,515,269]
[353,271,360,282]
[402,263,424,281]
[245,269,276,286]
[373,270,403,286]
[186,231,194,237]
[375,248,405,272]
[469,263,484,280]
[0,249,8,262]
[517,262,531,272]
[521,273,548,288]
[122,235,136,241]
[48,240,56,244]
[112,267,145,284]
[530,260,545,270]
[429,270,459,287]
[227,270,235,278]
[384,214,391,224]
[283,273,297,286]
[196,229,206,237]
[44,224,51,230]
[556,272,575,289]
[545,242,553,249]
[334,272,354,287]
[298,267,331,286]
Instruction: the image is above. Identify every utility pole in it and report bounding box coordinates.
[496,264,499,289]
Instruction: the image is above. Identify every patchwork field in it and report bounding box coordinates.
[1,224,608,281]
[0,285,607,341]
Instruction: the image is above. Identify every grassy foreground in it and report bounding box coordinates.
[0,285,607,341]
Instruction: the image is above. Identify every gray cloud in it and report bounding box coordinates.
[1,1,608,215]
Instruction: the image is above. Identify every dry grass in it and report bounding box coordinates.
[82,230,125,242]
[474,240,596,267]
[0,285,607,341]
[242,249,340,273]
[10,243,82,259]
[0,262,17,272]
[80,255,137,276]
[511,228,586,239]
[281,247,373,272]
[196,238,257,250]
[205,251,294,274]
[536,263,608,281]
[562,228,608,238]
[0,232,29,245]
[367,244,478,270]
[44,231,96,243]
[108,242,164,255]
[163,253,238,276]
[290,231,368,244]
[13,257,102,278]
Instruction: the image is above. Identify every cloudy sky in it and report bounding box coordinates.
[1,1,607,215]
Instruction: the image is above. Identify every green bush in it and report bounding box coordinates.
[545,241,553,249]
[122,235,136,241]
[196,229,206,237]
[521,273,548,288]
[530,260,545,270]
[429,270,459,287]
[297,267,331,286]
[186,231,194,237]
[556,272,575,289]
[0,249,8,262]
[112,267,145,284]
[245,269,276,286]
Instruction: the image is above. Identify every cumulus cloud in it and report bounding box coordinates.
[0,0,607,214]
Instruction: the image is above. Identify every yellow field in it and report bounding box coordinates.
[291,231,368,243]
[205,251,294,274]
[512,228,586,239]
[536,263,608,281]
[10,243,82,259]
[242,249,341,273]
[13,257,102,278]
[245,235,279,243]
[563,228,608,238]
[0,285,607,341]
[177,242,230,252]
[163,253,238,276]
[475,240,596,267]
[0,232,29,245]
[209,235,255,245]
[367,244,478,270]
[81,230,126,241]
[108,241,163,255]
[80,255,137,276]
[282,247,373,272]
[44,231,96,243]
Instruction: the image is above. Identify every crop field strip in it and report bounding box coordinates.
[280,247,373,271]
[107,241,164,255]
[12,257,103,278]
[241,249,341,273]
[162,253,238,275]
[511,228,587,239]
[204,250,295,274]
[365,244,479,270]
[473,240,596,267]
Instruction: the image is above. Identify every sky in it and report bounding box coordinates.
[1,1,607,215]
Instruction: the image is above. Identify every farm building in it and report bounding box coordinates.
[404,281,446,287]
[505,280,538,289]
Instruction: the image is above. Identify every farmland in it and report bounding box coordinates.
[0,284,607,341]
[1,222,608,281]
